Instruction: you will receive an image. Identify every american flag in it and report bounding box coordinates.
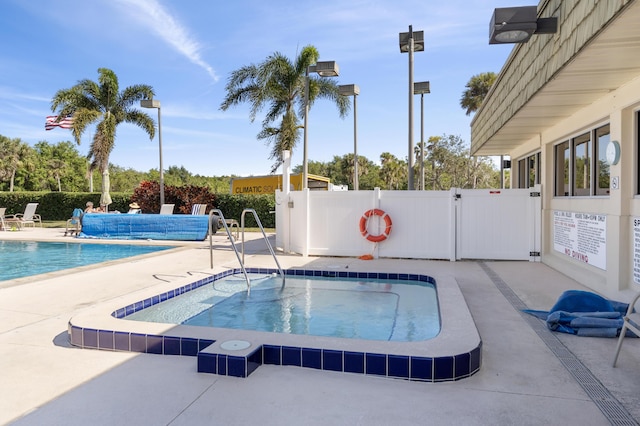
[45,115,74,131]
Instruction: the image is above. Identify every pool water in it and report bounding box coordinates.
[126,274,440,342]
[0,241,173,282]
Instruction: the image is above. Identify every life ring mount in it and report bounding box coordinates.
[359,209,392,243]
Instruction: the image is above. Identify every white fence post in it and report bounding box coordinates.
[451,188,459,261]
[530,184,542,262]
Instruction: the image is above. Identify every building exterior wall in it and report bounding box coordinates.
[511,71,640,300]
[535,75,640,299]
[471,0,640,300]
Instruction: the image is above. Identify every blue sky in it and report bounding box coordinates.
[0,0,523,177]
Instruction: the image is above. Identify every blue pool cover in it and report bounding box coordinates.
[79,213,209,241]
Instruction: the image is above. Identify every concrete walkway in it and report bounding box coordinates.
[1,228,639,425]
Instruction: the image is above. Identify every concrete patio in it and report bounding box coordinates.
[1,228,638,425]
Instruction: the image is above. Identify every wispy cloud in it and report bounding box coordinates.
[115,0,218,82]
[0,86,50,104]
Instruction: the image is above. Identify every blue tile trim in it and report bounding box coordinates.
[197,353,216,374]
[82,328,98,349]
[68,268,481,382]
[98,330,114,350]
[434,356,454,382]
[410,357,433,381]
[227,356,247,377]
[114,332,130,351]
[344,351,365,374]
[181,338,199,356]
[147,335,163,354]
[164,337,181,355]
[217,354,227,375]
[366,353,387,376]
[322,350,343,372]
[130,333,146,353]
[302,348,322,369]
[247,348,262,376]
[263,345,281,365]
[454,352,471,380]
[282,346,301,366]
[388,354,410,379]
[70,325,82,347]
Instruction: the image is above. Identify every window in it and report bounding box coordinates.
[573,132,591,196]
[555,141,570,196]
[554,124,610,197]
[517,152,540,189]
[595,125,610,196]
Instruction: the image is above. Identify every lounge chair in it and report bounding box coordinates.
[64,208,84,236]
[612,292,640,367]
[160,204,175,214]
[0,207,6,231]
[191,204,207,215]
[5,203,42,228]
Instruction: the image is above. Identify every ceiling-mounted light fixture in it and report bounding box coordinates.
[489,6,557,44]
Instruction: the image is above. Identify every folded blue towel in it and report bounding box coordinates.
[523,290,632,337]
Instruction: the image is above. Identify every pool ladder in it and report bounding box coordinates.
[208,208,285,295]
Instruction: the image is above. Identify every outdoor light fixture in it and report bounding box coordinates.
[339,84,360,190]
[399,25,424,190]
[489,6,558,44]
[399,29,424,52]
[414,81,430,191]
[140,99,165,206]
[303,61,339,190]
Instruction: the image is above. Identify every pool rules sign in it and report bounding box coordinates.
[553,210,607,270]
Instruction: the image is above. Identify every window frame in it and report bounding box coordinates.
[553,123,610,198]
[516,152,540,189]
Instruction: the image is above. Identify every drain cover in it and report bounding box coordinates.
[220,340,250,350]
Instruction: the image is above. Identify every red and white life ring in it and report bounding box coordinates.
[359,209,392,243]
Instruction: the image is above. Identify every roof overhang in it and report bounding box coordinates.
[471,1,640,156]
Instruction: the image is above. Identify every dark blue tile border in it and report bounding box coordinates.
[323,350,343,372]
[344,351,365,374]
[68,268,480,382]
[388,355,410,379]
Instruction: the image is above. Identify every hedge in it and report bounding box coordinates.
[0,192,276,228]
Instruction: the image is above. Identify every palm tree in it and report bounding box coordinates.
[50,68,156,205]
[380,152,406,190]
[460,72,497,116]
[0,136,32,192]
[220,45,349,172]
[48,158,66,192]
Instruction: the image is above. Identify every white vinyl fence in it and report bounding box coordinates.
[275,186,541,261]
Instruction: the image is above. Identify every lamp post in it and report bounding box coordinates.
[303,61,339,190]
[140,99,164,206]
[399,26,424,190]
[414,81,430,190]
[338,84,360,190]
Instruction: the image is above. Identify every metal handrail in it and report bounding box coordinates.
[208,209,252,294]
[241,208,285,289]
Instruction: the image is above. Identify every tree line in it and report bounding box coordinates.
[0,132,501,193]
[0,135,230,193]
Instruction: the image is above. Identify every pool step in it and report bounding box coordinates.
[197,341,263,378]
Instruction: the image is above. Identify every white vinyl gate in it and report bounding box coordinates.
[455,187,541,261]
[275,186,541,261]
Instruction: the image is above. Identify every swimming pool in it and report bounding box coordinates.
[0,241,174,282]
[69,267,482,382]
[126,274,440,342]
